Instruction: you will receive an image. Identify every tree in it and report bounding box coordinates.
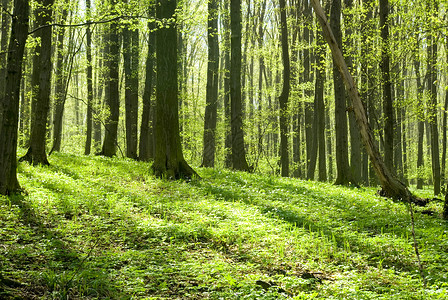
[99,0,120,157]
[427,0,440,195]
[278,0,290,177]
[331,0,353,185]
[152,0,197,179]
[84,0,94,155]
[201,0,219,167]
[230,0,250,171]
[310,0,413,201]
[20,0,55,165]
[123,5,139,160]
[50,5,69,154]
[139,13,156,162]
[379,0,394,172]
[0,0,12,98]
[0,0,29,194]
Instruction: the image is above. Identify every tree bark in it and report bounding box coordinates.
[413,56,425,189]
[223,0,232,168]
[139,16,155,162]
[379,0,394,172]
[0,0,29,195]
[331,0,353,185]
[278,0,290,177]
[84,0,93,155]
[100,0,120,157]
[152,0,197,179]
[20,0,55,165]
[49,6,69,154]
[441,38,448,193]
[427,0,440,195]
[315,31,327,182]
[310,0,413,201]
[123,15,139,159]
[201,0,219,167]
[0,0,11,98]
[230,0,250,171]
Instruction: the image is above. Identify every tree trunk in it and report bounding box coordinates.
[222,0,232,168]
[230,0,250,171]
[310,0,413,201]
[0,0,11,98]
[278,0,290,177]
[20,0,55,165]
[139,17,156,162]
[304,0,315,180]
[0,0,29,195]
[84,0,93,155]
[201,0,219,167]
[444,184,448,219]
[315,31,327,182]
[427,1,440,195]
[257,0,266,171]
[379,0,394,173]
[441,38,448,193]
[152,0,197,179]
[413,56,425,189]
[123,16,139,159]
[344,0,361,183]
[331,0,353,185]
[100,0,120,157]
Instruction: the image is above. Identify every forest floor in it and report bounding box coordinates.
[1,152,448,299]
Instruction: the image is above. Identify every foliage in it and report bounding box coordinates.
[1,152,447,299]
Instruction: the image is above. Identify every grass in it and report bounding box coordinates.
[1,152,448,299]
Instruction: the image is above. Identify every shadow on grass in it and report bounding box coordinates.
[192,170,444,273]
[1,193,125,299]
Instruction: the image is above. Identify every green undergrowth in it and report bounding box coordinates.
[1,152,448,299]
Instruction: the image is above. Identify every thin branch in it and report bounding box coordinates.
[28,15,157,35]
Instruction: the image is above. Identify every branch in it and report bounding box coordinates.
[28,15,157,35]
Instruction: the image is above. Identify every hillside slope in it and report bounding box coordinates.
[1,153,447,299]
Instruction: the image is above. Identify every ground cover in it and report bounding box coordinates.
[1,152,447,299]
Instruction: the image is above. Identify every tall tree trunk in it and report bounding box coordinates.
[230,0,250,171]
[223,0,232,168]
[49,16,68,153]
[0,0,11,98]
[413,56,425,189]
[379,0,394,172]
[93,32,104,152]
[344,0,361,182]
[152,0,197,179]
[0,0,29,195]
[441,37,448,193]
[20,0,55,165]
[311,0,413,201]
[139,17,156,162]
[257,0,266,171]
[100,0,120,157]
[331,0,353,185]
[201,0,219,167]
[84,0,93,155]
[278,0,290,177]
[316,30,327,182]
[304,0,315,180]
[427,0,440,195]
[123,15,139,159]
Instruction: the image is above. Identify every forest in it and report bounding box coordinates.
[1,0,448,298]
